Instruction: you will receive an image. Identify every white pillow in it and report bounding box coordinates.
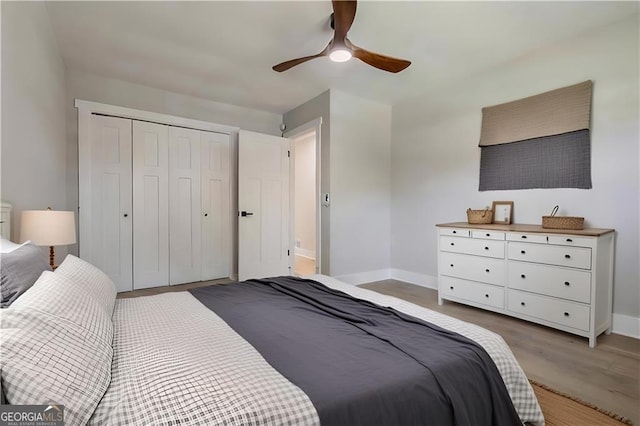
[0,272,113,425]
[54,254,117,318]
[0,238,29,253]
[11,271,113,343]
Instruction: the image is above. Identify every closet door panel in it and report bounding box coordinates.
[89,115,133,292]
[169,127,202,285]
[133,121,169,289]
[201,131,231,280]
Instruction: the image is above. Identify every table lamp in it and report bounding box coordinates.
[20,208,76,269]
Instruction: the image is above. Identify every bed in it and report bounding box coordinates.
[1,247,544,426]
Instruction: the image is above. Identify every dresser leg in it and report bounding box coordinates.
[588,336,596,348]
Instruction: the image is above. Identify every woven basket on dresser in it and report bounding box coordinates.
[467,209,493,224]
[542,216,584,230]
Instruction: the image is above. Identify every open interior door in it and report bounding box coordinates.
[238,130,291,281]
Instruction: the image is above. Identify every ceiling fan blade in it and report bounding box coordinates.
[332,0,357,43]
[349,41,411,73]
[272,43,331,72]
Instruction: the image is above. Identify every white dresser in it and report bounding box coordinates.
[437,222,615,347]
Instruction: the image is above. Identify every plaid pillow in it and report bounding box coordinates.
[0,271,113,425]
[55,255,117,318]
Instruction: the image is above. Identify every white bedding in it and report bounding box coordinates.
[93,275,543,425]
[2,252,543,425]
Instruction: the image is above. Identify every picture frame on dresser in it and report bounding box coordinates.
[492,201,513,224]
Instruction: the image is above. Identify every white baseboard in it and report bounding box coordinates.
[334,268,438,288]
[334,269,391,285]
[388,269,438,290]
[294,248,316,260]
[612,313,640,339]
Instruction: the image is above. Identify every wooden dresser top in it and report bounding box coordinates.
[436,222,614,237]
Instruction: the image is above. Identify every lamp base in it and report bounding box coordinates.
[49,245,57,270]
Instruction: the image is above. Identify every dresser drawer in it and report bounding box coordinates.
[441,276,504,309]
[471,230,505,240]
[506,233,548,244]
[440,252,506,286]
[439,228,469,237]
[508,262,591,303]
[507,242,591,269]
[507,289,590,331]
[547,235,594,248]
[440,236,505,258]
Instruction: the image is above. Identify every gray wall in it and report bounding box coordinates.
[329,91,392,278]
[390,15,640,319]
[1,1,68,264]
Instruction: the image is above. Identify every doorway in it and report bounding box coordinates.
[288,120,321,277]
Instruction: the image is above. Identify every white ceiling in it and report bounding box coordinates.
[46,1,638,115]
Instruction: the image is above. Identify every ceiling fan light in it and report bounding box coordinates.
[329,49,352,63]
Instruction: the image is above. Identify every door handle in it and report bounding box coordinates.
[240,211,254,217]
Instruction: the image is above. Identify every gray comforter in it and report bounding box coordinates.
[190,276,523,426]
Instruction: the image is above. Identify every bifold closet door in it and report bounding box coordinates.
[89,115,133,292]
[169,127,202,285]
[201,131,231,280]
[132,121,169,289]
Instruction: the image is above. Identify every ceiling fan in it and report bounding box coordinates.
[272,0,411,73]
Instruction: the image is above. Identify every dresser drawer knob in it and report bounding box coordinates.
[450,243,455,246]
[564,312,570,317]
[521,250,526,254]
[521,274,526,279]
[485,269,490,273]
[485,233,490,237]
[452,230,457,234]
[485,294,489,298]
[566,238,573,242]
[564,281,570,286]
[450,286,454,290]
[450,264,454,267]
[521,235,527,239]
[484,246,489,250]
[520,302,526,306]
[564,254,571,259]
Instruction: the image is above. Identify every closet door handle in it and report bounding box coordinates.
[123,213,128,218]
[204,213,208,217]
[240,211,254,217]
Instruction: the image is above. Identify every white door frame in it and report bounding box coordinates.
[285,117,322,274]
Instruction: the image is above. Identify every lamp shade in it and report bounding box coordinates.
[20,210,76,246]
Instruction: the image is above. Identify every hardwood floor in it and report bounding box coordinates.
[116,277,235,299]
[360,280,640,425]
[294,255,316,276]
[115,276,639,423]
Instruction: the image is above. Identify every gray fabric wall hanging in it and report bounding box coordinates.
[478,81,593,191]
